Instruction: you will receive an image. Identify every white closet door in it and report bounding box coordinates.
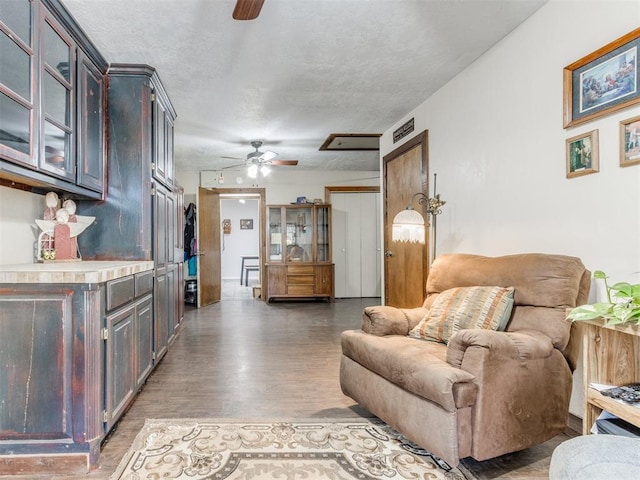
[332,192,381,298]
[359,192,381,297]
[332,194,348,297]
[344,195,362,297]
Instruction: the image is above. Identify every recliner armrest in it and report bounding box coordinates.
[362,306,427,336]
[446,329,555,369]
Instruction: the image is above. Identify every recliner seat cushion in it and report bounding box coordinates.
[341,330,477,412]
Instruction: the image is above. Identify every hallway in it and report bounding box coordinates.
[34,297,574,480]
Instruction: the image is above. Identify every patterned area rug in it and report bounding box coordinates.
[110,418,476,479]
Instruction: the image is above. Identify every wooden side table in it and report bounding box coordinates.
[581,318,640,434]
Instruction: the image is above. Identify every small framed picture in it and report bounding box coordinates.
[566,130,599,178]
[620,115,640,167]
[240,219,253,230]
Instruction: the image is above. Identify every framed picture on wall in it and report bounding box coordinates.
[566,129,599,178]
[620,114,640,167]
[240,219,253,230]
[563,27,640,128]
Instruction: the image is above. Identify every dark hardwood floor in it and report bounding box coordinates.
[22,293,577,480]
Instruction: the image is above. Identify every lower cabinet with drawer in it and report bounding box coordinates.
[102,270,157,432]
[0,263,169,475]
[265,263,334,302]
[104,270,154,430]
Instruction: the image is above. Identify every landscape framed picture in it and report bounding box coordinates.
[563,27,640,128]
[566,130,599,178]
[240,218,253,230]
[620,114,640,167]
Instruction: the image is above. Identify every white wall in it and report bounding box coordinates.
[382,0,640,286]
[220,198,260,280]
[177,170,380,204]
[0,186,43,265]
[380,0,640,418]
[0,170,378,266]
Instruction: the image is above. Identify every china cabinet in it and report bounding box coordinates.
[265,203,334,302]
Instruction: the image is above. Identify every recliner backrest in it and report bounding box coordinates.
[422,253,591,351]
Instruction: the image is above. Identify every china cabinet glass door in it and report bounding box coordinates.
[268,207,283,261]
[286,206,312,263]
[316,206,330,262]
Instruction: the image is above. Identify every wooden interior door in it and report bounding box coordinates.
[197,187,221,306]
[383,131,429,307]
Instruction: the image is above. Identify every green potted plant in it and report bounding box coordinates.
[567,270,640,325]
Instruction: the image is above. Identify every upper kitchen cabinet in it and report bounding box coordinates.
[79,64,178,260]
[152,78,176,189]
[0,0,107,199]
[75,49,104,192]
[0,0,37,167]
[39,6,75,181]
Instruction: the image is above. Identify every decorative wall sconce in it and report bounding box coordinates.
[391,174,446,260]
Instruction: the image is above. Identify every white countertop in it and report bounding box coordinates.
[0,261,154,284]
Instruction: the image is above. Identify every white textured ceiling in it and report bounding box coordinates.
[61,0,547,173]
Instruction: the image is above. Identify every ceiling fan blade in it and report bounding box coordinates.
[221,162,247,170]
[232,0,265,20]
[220,155,243,160]
[259,150,278,162]
[270,160,298,166]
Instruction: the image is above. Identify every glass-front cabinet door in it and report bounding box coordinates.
[268,205,332,264]
[268,206,283,261]
[316,205,330,262]
[285,206,312,263]
[39,9,75,181]
[0,0,36,166]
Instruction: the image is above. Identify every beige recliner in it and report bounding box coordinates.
[340,253,590,466]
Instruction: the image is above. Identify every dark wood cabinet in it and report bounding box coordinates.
[153,182,179,361]
[0,281,104,475]
[104,288,153,430]
[152,97,174,187]
[0,262,155,474]
[0,0,107,199]
[105,303,136,428]
[102,269,154,431]
[78,63,181,365]
[76,48,104,192]
[135,295,154,387]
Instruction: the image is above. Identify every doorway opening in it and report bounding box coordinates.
[220,194,261,300]
[197,187,265,307]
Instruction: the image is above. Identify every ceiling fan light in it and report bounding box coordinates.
[260,165,271,176]
[247,164,258,178]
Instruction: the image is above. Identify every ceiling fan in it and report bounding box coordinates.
[223,140,299,178]
[233,0,265,20]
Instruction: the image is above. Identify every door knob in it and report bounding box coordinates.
[384,250,394,257]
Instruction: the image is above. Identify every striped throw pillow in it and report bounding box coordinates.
[408,286,515,344]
